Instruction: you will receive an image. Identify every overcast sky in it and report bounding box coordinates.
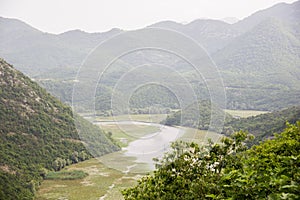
[0,0,297,34]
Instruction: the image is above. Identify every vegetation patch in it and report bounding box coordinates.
[35,158,143,200]
[179,127,222,144]
[96,113,168,123]
[45,170,88,180]
[99,123,160,147]
[224,109,268,118]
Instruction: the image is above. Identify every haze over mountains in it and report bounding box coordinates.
[0,0,300,111]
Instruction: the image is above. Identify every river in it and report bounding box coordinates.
[95,121,184,171]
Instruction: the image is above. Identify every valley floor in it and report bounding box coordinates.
[36,110,263,199]
[35,127,221,199]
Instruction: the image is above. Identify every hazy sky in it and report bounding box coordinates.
[0,0,297,34]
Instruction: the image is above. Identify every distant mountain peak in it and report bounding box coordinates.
[234,0,299,33]
[220,17,240,24]
[59,29,87,35]
[0,16,41,34]
[106,27,122,34]
[187,18,228,25]
[292,0,300,5]
[148,20,183,29]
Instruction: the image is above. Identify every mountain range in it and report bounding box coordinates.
[0,1,300,111]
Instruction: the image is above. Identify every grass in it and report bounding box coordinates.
[98,151,152,174]
[45,170,88,180]
[98,151,139,172]
[224,109,268,118]
[96,114,168,123]
[99,123,160,147]
[179,127,223,144]
[35,158,141,200]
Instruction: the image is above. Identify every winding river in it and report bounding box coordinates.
[95,121,184,171]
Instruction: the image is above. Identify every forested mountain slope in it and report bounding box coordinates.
[233,0,300,33]
[213,17,300,110]
[0,58,119,199]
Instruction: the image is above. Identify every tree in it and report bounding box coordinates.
[71,151,79,163]
[52,160,59,171]
[220,122,300,199]
[78,151,88,161]
[52,157,66,171]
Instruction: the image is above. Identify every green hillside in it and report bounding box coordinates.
[0,58,120,199]
[223,106,300,144]
[129,84,179,111]
[213,18,300,110]
[215,18,300,88]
